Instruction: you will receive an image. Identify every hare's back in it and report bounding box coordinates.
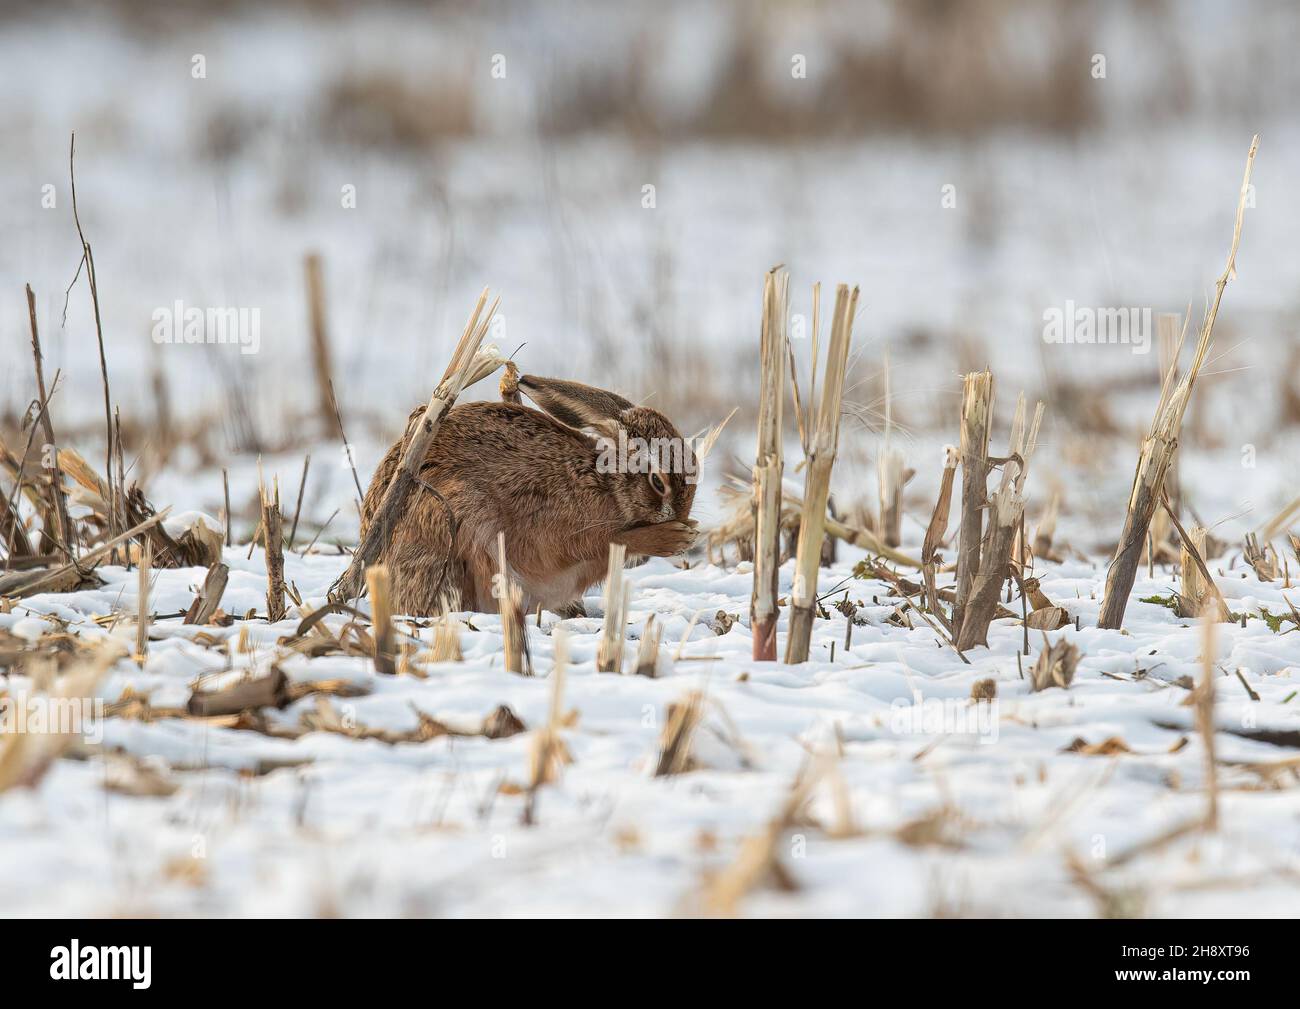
[360,400,590,542]
[428,401,589,478]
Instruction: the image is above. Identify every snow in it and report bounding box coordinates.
[3,541,1299,918]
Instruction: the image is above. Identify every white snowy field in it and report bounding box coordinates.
[3,538,1300,918]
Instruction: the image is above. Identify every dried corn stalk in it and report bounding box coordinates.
[135,538,152,664]
[1155,311,1184,524]
[1161,495,1232,622]
[1180,525,1210,614]
[1258,494,1300,545]
[496,532,530,675]
[954,395,1044,651]
[366,564,396,674]
[596,541,629,673]
[1196,607,1219,830]
[654,690,706,777]
[524,628,573,824]
[430,614,463,662]
[876,351,908,547]
[260,475,285,623]
[786,283,858,663]
[1098,136,1258,628]
[877,446,907,548]
[331,290,503,601]
[953,370,993,639]
[304,252,337,433]
[921,446,959,626]
[1029,637,1078,692]
[751,267,789,661]
[184,562,229,625]
[1243,533,1277,582]
[1033,488,1060,559]
[635,614,662,677]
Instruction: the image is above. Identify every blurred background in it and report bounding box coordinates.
[2,0,1298,548]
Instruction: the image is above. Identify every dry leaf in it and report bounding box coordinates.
[1063,736,1132,756]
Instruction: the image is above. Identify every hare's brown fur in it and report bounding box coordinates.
[359,378,697,616]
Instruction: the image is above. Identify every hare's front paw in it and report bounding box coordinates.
[617,519,698,558]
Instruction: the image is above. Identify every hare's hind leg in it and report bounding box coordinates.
[464,546,560,616]
[462,546,514,614]
[386,549,465,617]
[383,507,464,617]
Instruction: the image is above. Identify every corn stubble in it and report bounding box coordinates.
[750,267,788,661]
[953,393,1044,652]
[1098,135,1258,630]
[952,370,993,640]
[785,283,858,664]
[596,541,631,674]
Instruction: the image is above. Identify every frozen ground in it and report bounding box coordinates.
[3,538,1299,918]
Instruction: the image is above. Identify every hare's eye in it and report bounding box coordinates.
[649,472,668,497]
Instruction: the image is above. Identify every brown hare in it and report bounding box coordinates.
[359,373,699,616]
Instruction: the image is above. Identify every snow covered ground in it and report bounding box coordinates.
[3,537,1299,918]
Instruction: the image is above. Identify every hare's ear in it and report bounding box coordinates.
[517,375,633,435]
